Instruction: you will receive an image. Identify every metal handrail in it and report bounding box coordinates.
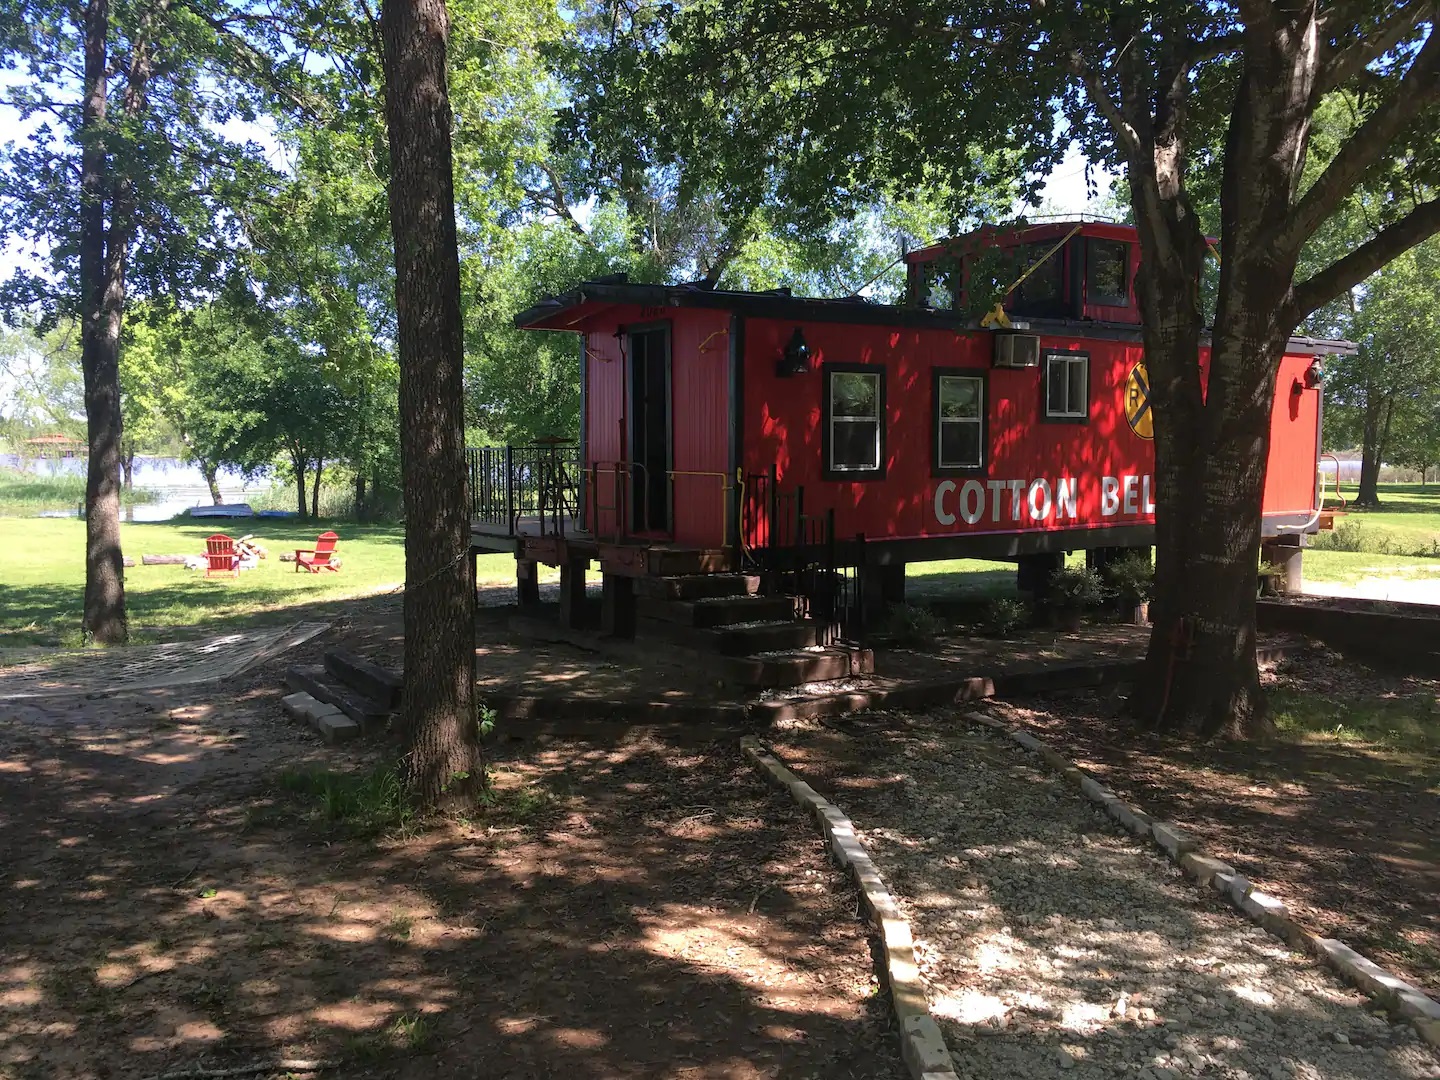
[667,469,733,548]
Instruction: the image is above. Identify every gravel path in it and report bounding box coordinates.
[838,716,1440,1080]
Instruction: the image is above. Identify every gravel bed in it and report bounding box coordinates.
[841,716,1440,1080]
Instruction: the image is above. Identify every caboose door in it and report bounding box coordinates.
[627,323,672,534]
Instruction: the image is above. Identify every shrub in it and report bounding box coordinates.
[1048,565,1105,608]
[1105,552,1154,603]
[984,596,1030,637]
[878,603,946,646]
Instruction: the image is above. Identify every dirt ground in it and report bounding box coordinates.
[985,660,1439,999]
[0,616,903,1080]
[759,654,1440,1001]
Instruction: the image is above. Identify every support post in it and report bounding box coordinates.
[559,558,590,629]
[1260,539,1304,596]
[601,572,636,638]
[516,558,540,609]
[1016,552,1064,600]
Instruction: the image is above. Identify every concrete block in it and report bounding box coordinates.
[316,713,361,744]
[1179,852,1235,886]
[280,691,313,721]
[1310,938,1413,1003]
[1238,889,1289,932]
[901,1013,958,1077]
[1039,747,1073,773]
[1107,799,1153,836]
[1080,776,1117,804]
[1010,730,1044,752]
[1396,991,1440,1023]
[1151,821,1197,859]
[1415,1017,1440,1049]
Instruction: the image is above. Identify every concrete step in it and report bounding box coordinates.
[722,646,875,689]
[637,616,826,656]
[634,573,762,601]
[323,648,403,708]
[635,593,798,628]
[285,665,391,734]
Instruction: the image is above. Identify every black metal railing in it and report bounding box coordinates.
[467,443,581,537]
[741,467,864,645]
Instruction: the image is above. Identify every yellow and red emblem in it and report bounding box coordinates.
[1125,362,1153,440]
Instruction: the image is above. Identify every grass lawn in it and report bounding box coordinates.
[0,517,533,648]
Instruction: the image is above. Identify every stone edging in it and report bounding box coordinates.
[738,736,959,1080]
[962,710,1440,1050]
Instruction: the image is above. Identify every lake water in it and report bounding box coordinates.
[4,453,275,520]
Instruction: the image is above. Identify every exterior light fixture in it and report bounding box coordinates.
[776,327,810,377]
[1293,357,1325,395]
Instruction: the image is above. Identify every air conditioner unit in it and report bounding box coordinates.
[993,333,1041,368]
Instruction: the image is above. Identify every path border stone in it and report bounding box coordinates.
[739,735,959,1080]
[960,709,1440,1051]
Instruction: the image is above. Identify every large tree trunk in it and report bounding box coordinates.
[120,446,134,492]
[1356,395,1387,507]
[78,0,127,645]
[199,457,222,504]
[354,471,368,522]
[311,457,323,519]
[381,0,480,807]
[292,454,308,519]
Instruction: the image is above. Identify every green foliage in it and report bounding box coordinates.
[1309,519,1440,559]
[0,322,85,440]
[277,764,415,837]
[1104,553,1155,604]
[0,468,157,515]
[876,603,946,647]
[1048,566,1105,609]
[983,596,1030,638]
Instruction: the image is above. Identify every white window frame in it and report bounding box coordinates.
[1045,352,1089,421]
[826,367,884,475]
[935,373,985,470]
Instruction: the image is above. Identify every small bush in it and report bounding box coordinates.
[277,764,415,836]
[1104,552,1154,603]
[1307,519,1440,557]
[984,596,1029,637]
[1048,565,1105,608]
[878,603,946,646]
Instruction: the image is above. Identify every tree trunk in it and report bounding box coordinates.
[293,455,308,519]
[120,446,134,492]
[78,0,127,645]
[311,457,323,519]
[199,458,222,504]
[1356,395,1386,507]
[381,0,480,808]
[355,471,368,522]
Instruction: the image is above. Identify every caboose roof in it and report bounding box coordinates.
[513,275,1355,356]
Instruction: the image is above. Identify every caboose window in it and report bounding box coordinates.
[824,364,886,478]
[1044,352,1089,422]
[933,370,985,473]
[1086,239,1130,306]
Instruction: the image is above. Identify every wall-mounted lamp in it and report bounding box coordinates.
[1292,357,1325,395]
[776,327,810,377]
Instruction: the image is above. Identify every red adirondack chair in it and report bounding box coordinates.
[204,534,239,578]
[295,531,340,573]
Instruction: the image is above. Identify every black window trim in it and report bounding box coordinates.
[1086,237,1132,308]
[821,361,888,481]
[931,366,989,478]
[1041,349,1091,425]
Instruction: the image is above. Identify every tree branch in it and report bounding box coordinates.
[1318,0,1436,94]
[1280,28,1440,250]
[1291,197,1440,317]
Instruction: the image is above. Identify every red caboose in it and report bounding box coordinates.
[481,220,1349,637]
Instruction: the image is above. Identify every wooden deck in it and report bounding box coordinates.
[470,515,586,553]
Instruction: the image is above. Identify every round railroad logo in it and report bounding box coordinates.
[1125,362,1153,440]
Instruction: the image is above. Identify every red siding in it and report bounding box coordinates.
[578,306,732,547]
[1264,352,1323,517]
[742,317,1320,547]
[668,310,732,547]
